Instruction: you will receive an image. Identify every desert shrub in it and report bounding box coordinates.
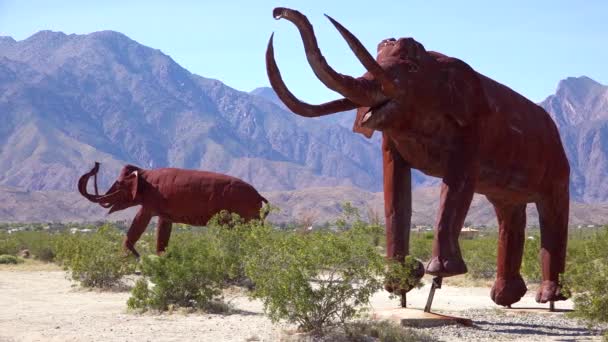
[0,231,58,261]
[243,223,385,334]
[0,254,22,264]
[14,231,57,262]
[0,232,19,255]
[55,225,135,288]
[384,255,424,296]
[564,226,608,326]
[127,232,225,311]
[461,237,497,279]
[53,232,80,264]
[205,211,259,285]
[521,235,541,283]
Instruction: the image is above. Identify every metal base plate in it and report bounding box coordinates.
[373,308,473,327]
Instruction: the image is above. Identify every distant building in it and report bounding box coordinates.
[460,226,480,239]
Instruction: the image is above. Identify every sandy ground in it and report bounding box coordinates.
[0,267,599,342]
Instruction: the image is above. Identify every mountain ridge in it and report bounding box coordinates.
[0,30,385,193]
[0,30,606,209]
[539,76,608,202]
[1,185,607,226]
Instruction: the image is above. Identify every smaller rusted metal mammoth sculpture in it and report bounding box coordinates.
[267,8,570,307]
[78,162,268,258]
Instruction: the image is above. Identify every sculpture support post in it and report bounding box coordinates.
[424,276,443,313]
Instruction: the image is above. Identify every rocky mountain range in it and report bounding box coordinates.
[539,76,608,203]
[0,30,386,194]
[0,30,607,224]
[2,184,607,226]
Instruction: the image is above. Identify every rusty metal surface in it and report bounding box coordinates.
[78,163,267,258]
[267,7,570,307]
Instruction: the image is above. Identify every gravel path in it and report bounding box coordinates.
[424,308,605,341]
[0,269,603,341]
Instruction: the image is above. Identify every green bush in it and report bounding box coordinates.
[409,233,432,262]
[205,211,258,285]
[0,231,58,261]
[17,231,57,261]
[384,255,424,296]
[461,237,497,279]
[127,232,225,312]
[0,232,19,255]
[0,254,22,264]
[521,235,541,283]
[243,223,385,334]
[55,225,135,288]
[564,226,608,326]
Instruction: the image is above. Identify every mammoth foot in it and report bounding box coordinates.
[536,280,568,303]
[491,276,527,306]
[426,256,467,277]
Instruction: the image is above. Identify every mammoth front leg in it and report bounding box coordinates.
[156,217,173,255]
[382,136,424,293]
[124,208,153,258]
[426,146,477,277]
[383,136,412,261]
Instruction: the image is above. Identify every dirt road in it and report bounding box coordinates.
[0,269,601,342]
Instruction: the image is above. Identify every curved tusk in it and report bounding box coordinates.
[324,14,400,98]
[266,33,359,117]
[272,7,383,106]
[96,190,124,205]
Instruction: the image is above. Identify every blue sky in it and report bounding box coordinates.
[0,0,606,103]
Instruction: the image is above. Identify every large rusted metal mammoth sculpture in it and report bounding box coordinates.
[266,7,570,307]
[78,162,268,258]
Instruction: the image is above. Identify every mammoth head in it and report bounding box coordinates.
[266,8,481,138]
[78,162,141,214]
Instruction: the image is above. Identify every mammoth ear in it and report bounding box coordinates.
[438,60,489,127]
[353,108,374,138]
[119,164,141,179]
[123,170,139,201]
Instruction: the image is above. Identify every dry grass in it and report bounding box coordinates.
[440,274,494,288]
[0,258,61,272]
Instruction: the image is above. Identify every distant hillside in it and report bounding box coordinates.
[0,30,384,193]
[1,185,606,226]
[0,30,606,227]
[540,76,608,202]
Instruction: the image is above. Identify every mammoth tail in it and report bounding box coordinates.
[260,195,270,220]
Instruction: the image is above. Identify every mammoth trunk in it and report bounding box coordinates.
[77,162,122,208]
[78,162,102,202]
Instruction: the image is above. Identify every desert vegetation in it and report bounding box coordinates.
[1,208,607,339]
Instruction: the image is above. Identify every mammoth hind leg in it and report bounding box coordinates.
[156,217,173,255]
[535,185,569,303]
[490,200,527,306]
